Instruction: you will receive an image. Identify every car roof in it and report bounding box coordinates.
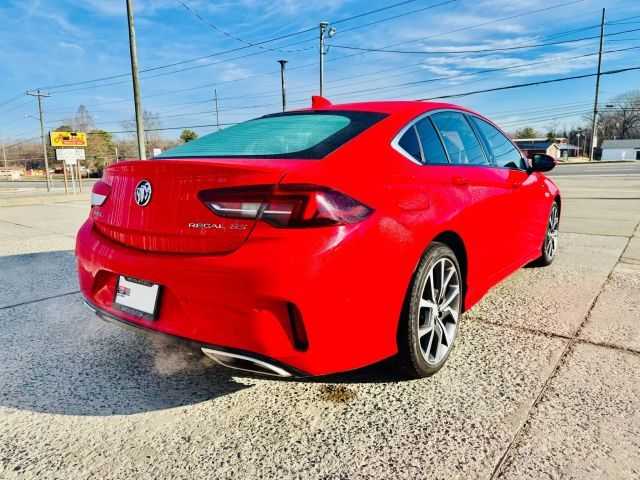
[299,100,473,116]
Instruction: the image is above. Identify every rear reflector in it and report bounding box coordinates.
[199,184,373,228]
[287,302,309,351]
[91,180,111,206]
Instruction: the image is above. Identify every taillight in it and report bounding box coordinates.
[198,184,373,228]
[91,180,111,206]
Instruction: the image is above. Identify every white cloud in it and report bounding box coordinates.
[57,41,85,53]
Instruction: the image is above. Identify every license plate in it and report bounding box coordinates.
[113,276,161,320]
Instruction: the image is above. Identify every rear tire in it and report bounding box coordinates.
[397,242,463,378]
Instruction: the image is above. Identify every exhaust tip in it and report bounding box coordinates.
[201,348,292,377]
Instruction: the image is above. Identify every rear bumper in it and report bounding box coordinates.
[83,298,308,377]
[76,217,416,376]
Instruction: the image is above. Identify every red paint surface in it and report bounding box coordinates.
[76,100,559,376]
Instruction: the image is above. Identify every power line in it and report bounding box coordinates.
[40,4,630,103]
[4,137,41,150]
[0,99,34,116]
[0,93,25,110]
[417,65,640,101]
[174,0,312,53]
[330,26,640,55]
[39,0,433,92]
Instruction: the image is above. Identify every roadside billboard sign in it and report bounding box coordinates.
[50,131,87,147]
[56,148,85,164]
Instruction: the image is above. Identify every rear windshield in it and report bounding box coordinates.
[156,110,387,159]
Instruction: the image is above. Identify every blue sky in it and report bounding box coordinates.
[1,0,640,143]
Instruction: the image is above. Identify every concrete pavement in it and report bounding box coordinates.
[0,163,638,478]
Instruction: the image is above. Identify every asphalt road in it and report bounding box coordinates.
[0,167,639,478]
[548,160,640,177]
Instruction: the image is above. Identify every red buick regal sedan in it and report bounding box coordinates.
[77,98,560,378]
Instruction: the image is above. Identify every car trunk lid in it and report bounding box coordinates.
[93,158,300,254]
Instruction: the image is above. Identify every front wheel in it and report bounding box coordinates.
[533,201,559,267]
[397,242,463,378]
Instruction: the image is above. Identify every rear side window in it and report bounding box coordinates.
[472,117,527,170]
[156,111,386,160]
[430,112,487,165]
[415,118,449,164]
[398,126,422,162]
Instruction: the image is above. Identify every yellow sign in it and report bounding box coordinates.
[49,131,87,147]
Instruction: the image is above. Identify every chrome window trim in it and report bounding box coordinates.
[391,108,491,166]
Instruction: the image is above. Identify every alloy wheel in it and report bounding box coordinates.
[416,258,461,366]
[545,203,559,260]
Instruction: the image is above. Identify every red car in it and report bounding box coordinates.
[77,98,559,378]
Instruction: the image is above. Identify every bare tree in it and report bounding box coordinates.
[598,91,640,139]
[122,109,163,154]
[74,105,95,132]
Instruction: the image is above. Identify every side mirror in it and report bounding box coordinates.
[529,153,556,173]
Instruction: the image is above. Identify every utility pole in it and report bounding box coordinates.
[278,60,288,112]
[26,90,52,191]
[319,22,328,96]
[126,0,146,160]
[1,132,7,174]
[214,89,220,130]
[319,22,335,96]
[589,8,605,162]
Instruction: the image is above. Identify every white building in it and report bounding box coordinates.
[600,139,640,161]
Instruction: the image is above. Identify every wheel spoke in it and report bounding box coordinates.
[440,285,459,310]
[418,323,433,338]
[442,267,455,293]
[442,306,459,323]
[427,270,436,303]
[432,321,443,362]
[420,298,437,310]
[425,327,436,360]
[439,259,445,301]
[437,318,451,346]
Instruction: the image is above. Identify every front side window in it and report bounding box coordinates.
[472,117,527,170]
[157,111,386,160]
[430,112,487,165]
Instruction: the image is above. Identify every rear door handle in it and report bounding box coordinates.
[511,182,521,190]
[451,175,468,187]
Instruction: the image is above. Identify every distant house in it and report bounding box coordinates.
[512,137,579,160]
[556,143,580,159]
[600,139,640,161]
[513,138,559,159]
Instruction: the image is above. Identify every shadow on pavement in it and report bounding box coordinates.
[0,250,251,416]
[0,250,413,417]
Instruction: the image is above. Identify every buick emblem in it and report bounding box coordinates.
[134,180,152,206]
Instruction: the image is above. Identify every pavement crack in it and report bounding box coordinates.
[0,290,81,310]
[0,218,38,230]
[490,216,640,479]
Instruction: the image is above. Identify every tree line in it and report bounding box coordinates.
[510,90,640,155]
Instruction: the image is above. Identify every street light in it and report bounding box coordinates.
[319,22,337,96]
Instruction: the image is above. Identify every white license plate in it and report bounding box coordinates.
[113,276,161,319]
